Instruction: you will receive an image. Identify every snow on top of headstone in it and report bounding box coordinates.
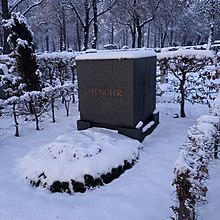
[76,49,156,60]
[157,47,214,60]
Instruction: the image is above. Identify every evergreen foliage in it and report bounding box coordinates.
[3,12,40,92]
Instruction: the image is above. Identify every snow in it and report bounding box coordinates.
[174,150,193,175]
[157,47,214,60]
[37,51,78,60]
[135,121,143,129]
[0,63,9,76]
[142,121,155,133]
[196,115,219,125]
[195,122,216,137]
[76,49,156,60]
[17,39,28,47]
[1,99,219,219]
[18,130,141,186]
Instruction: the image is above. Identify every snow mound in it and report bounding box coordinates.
[18,130,142,194]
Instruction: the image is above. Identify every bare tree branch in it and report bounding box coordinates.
[9,0,26,13]
[23,0,45,16]
[68,2,85,28]
[139,0,161,28]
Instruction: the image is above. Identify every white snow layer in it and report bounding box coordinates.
[76,49,156,60]
[157,47,214,60]
[18,130,141,185]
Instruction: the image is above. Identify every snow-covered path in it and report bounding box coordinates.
[0,103,218,220]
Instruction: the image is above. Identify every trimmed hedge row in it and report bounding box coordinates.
[28,159,136,194]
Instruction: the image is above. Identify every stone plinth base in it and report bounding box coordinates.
[77,112,159,142]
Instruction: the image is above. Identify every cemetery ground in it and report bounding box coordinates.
[0,96,219,220]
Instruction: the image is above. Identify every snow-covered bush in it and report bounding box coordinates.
[157,48,216,117]
[3,12,41,92]
[18,131,141,194]
[172,111,220,219]
[212,92,220,116]
[0,51,77,99]
[37,52,77,86]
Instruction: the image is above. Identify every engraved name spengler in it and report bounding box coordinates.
[87,88,122,97]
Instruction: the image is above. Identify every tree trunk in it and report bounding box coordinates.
[33,106,40,130]
[137,24,142,48]
[60,26,63,51]
[110,22,114,44]
[35,113,40,130]
[180,76,186,118]
[1,0,11,54]
[70,66,75,103]
[76,20,81,51]
[83,0,90,50]
[207,0,215,49]
[51,97,55,123]
[13,103,19,137]
[147,23,150,48]
[62,4,67,51]
[46,35,49,52]
[169,29,173,46]
[161,32,167,48]
[130,23,136,48]
[92,0,98,49]
[83,26,89,50]
[65,100,70,117]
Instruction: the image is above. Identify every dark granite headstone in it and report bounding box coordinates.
[76,49,159,142]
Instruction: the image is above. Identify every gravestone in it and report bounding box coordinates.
[76,49,159,142]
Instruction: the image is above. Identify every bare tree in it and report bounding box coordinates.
[68,0,117,50]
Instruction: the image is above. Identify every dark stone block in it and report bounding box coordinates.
[76,50,159,142]
[77,120,92,130]
[118,112,159,142]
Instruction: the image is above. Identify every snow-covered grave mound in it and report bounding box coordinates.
[18,130,142,194]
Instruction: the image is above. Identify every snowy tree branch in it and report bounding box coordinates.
[23,0,45,16]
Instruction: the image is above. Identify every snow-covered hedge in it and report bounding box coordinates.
[172,95,220,219]
[0,51,77,91]
[0,83,75,136]
[212,92,220,117]
[37,51,77,85]
[157,48,217,118]
[18,131,141,194]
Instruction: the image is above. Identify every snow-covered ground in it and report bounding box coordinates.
[0,100,219,220]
